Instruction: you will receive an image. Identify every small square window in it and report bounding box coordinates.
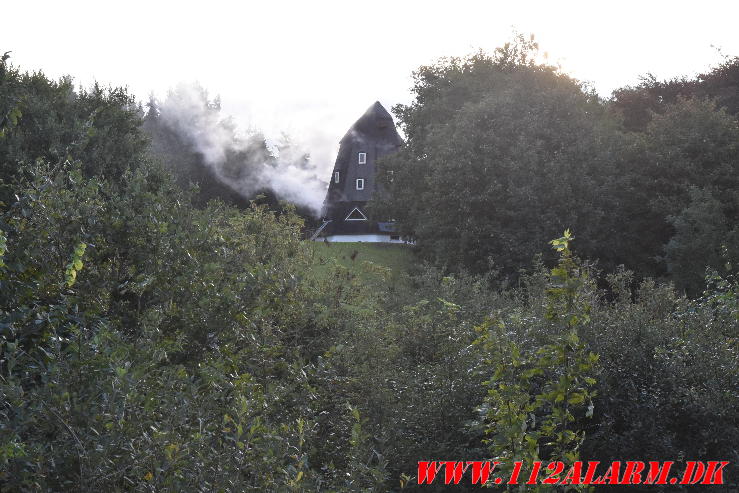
[356,178,364,190]
[390,235,400,241]
[334,171,340,183]
[358,152,366,164]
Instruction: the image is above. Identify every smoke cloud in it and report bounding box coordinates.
[148,83,328,216]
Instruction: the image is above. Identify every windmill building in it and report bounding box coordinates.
[313,101,406,243]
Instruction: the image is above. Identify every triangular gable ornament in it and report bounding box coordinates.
[345,207,368,221]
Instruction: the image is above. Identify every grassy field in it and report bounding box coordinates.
[307,241,416,279]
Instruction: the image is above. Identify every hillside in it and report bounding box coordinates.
[309,241,415,276]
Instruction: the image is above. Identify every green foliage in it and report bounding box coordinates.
[477,232,597,490]
[612,56,739,132]
[578,271,739,488]
[374,40,738,295]
[1,45,737,492]
[665,187,738,294]
[615,96,739,290]
[372,38,631,278]
[0,53,149,214]
[0,51,21,140]
[0,70,388,487]
[306,262,498,488]
[641,97,739,215]
[64,242,86,287]
[0,231,6,268]
[0,159,394,490]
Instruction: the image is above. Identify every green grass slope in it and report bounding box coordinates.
[307,242,416,280]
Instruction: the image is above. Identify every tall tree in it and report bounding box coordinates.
[372,37,627,277]
[611,56,739,132]
[0,53,148,192]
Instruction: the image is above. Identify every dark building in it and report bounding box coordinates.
[313,101,404,242]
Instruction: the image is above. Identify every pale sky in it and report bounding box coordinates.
[4,0,739,175]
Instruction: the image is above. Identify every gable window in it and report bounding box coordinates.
[355,178,364,190]
[334,171,340,183]
[358,152,366,164]
[345,207,368,221]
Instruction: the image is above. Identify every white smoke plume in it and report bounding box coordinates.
[150,83,327,216]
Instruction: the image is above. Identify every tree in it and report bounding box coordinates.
[0,54,148,198]
[372,39,626,277]
[611,56,739,132]
[477,231,598,490]
[665,187,737,295]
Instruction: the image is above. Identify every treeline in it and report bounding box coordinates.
[373,35,739,296]
[0,45,737,492]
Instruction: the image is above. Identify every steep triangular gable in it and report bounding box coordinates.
[345,207,367,221]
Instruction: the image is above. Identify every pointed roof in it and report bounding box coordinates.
[320,101,403,224]
[340,101,402,145]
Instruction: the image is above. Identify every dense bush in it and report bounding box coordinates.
[0,56,386,490]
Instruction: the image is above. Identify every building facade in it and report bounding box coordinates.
[314,101,405,243]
